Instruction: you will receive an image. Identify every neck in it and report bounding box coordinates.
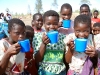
[7,37,16,44]
[34,27,41,31]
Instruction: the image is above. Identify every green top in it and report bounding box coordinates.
[32,32,66,74]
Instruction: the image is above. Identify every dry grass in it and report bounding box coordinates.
[20,13,79,25]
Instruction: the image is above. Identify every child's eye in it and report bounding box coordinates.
[46,23,51,25]
[15,32,19,35]
[84,30,89,33]
[75,30,80,33]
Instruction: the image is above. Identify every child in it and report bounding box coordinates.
[92,22,100,35]
[33,10,66,75]
[64,15,97,75]
[80,4,91,17]
[80,4,94,34]
[24,25,38,75]
[92,10,100,23]
[58,3,74,35]
[32,13,44,33]
[0,18,26,74]
[93,34,100,75]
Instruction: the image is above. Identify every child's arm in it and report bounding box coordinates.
[35,33,50,63]
[65,39,74,63]
[0,43,20,74]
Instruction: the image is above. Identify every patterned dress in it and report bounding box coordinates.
[32,32,66,75]
[64,33,94,75]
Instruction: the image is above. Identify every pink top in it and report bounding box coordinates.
[58,20,74,35]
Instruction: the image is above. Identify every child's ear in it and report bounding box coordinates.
[8,30,10,34]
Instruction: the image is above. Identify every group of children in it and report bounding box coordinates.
[0,3,100,75]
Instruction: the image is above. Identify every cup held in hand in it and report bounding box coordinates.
[18,39,30,52]
[62,20,71,28]
[75,38,87,52]
[47,31,58,44]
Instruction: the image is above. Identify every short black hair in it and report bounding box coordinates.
[8,18,25,30]
[60,3,72,12]
[74,14,91,27]
[93,10,99,13]
[26,25,34,31]
[33,13,42,20]
[93,22,100,27]
[43,10,59,23]
[80,4,90,12]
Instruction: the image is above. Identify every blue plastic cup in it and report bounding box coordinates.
[75,38,87,52]
[47,31,58,44]
[62,20,71,28]
[18,39,30,52]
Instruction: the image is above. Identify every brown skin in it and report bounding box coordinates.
[80,7,90,17]
[0,24,26,74]
[35,16,59,63]
[60,7,72,20]
[92,26,100,35]
[65,23,96,63]
[93,12,99,19]
[24,28,34,68]
[33,15,43,30]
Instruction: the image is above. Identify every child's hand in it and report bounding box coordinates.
[6,43,21,56]
[24,59,33,69]
[85,45,97,57]
[42,33,50,45]
[67,38,74,52]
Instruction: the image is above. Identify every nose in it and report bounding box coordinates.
[50,25,55,30]
[64,16,69,20]
[79,32,85,38]
[96,30,99,34]
[19,34,25,40]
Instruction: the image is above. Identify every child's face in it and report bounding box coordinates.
[26,30,34,43]
[44,16,59,32]
[92,26,100,35]
[80,7,90,16]
[74,23,90,39]
[60,8,72,20]
[34,15,43,30]
[9,24,26,43]
[31,20,35,27]
[93,12,98,18]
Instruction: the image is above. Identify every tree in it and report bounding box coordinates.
[52,0,58,10]
[80,0,91,5]
[27,4,31,15]
[5,8,10,13]
[35,0,43,13]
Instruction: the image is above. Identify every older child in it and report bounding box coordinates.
[92,10,100,23]
[24,25,38,75]
[0,18,26,75]
[33,10,66,75]
[58,3,74,35]
[80,4,91,17]
[64,15,97,75]
[32,13,44,33]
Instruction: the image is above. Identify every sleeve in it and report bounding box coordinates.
[32,33,43,56]
[64,33,75,53]
[0,40,5,60]
[94,34,100,50]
